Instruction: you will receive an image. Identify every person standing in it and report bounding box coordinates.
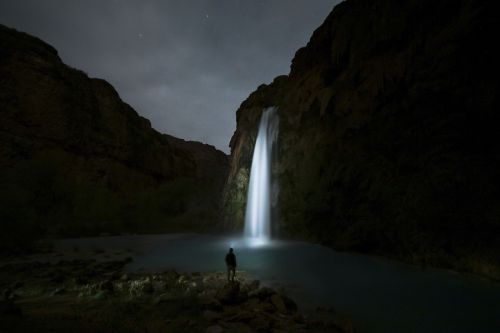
[225,248,237,282]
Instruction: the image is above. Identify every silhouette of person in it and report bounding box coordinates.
[225,247,237,282]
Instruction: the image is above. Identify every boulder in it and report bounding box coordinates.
[216,282,241,305]
[270,294,287,313]
[249,287,275,300]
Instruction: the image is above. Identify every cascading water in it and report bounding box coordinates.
[244,107,279,244]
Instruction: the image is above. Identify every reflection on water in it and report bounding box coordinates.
[56,234,500,333]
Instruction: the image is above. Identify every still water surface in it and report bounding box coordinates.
[56,233,500,333]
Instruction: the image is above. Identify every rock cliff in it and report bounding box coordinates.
[224,0,500,278]
[0,24,228,252]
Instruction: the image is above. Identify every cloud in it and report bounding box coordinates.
[0,0,339,153]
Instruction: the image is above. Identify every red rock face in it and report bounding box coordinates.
[224,0,500,278]
[0,24,228,249]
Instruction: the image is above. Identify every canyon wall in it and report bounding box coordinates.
[224,0,500,278]
[0,24,228,252]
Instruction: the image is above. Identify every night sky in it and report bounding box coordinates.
[0,0,339,153]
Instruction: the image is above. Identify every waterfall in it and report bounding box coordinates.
[244,107,279,243]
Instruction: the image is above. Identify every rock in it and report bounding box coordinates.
[216,282,240,305]
[93,290,109,300]
[2,288,12,301]
[242,297,260,310]
[11,281,24,289]
[51,288,66,296]
[249,287,275,300]
[154,292,177,304]
[49,272,65,284]
[225,310,256,323]
[247,280,260,291]
[249,316,271,332]
[98,280,114,292]
[0,23,229,247]
[206,324,224,333]
[163,270,180,280]
[109,271,121,280]
[124,257,133,264]
[200,297,223,311]
[220,322,255,333]
[177,275,189,284]
[270,294,287,313]
[242,279,260,295]
[152,280,167,291]
[0,300,22,317]
[280,294,298,313]
[292,313,305,324]
[203,310,222,322]
[257,301,276,314]
[128,278,154,296]
[221,0,500,279]
[141,282,154,293]
[74,276,89,285]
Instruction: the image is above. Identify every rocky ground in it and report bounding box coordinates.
[0,257,353,333]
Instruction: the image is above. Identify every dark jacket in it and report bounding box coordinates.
[225,252,236,267]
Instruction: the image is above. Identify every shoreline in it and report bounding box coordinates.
[0,257,353,333]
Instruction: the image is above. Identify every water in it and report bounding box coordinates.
[244,107,279,242]
[55,234,500,333]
